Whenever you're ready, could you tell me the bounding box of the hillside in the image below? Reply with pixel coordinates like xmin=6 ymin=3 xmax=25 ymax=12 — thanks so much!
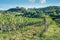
xmin=0 ymin=6 xmax=60 ymax=40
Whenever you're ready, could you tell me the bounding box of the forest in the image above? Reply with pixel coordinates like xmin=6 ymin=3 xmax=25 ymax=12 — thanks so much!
xmin=0 ymin=6 xmax=60 ymax=40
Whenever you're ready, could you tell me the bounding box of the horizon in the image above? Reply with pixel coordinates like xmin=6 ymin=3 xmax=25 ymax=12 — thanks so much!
xmin=0 ymin=0 xmax=60 ymax=10
xmin=0 ymin=5 xmax=60 ymax=10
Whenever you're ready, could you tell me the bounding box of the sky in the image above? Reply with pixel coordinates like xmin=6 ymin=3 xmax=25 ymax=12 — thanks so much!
xmin=0 ymin=0 xmax=60 ymax=10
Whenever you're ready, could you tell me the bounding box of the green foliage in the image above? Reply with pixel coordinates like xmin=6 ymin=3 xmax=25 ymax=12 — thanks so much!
xmin=0 ymin=6 xmax=60 ymax=40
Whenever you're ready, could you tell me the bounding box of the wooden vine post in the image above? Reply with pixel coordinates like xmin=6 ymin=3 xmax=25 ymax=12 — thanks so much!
xmin=44 ymin=15 xmax=49 ymax=32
